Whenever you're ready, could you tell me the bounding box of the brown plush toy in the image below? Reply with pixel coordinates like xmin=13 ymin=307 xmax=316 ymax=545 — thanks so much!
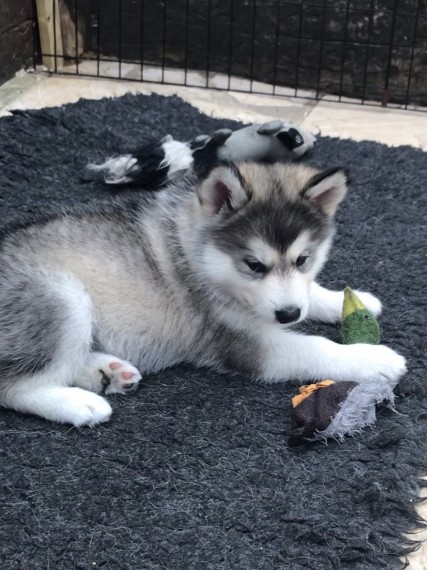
xmin=289 ymin=288 xmax=381 ymax=445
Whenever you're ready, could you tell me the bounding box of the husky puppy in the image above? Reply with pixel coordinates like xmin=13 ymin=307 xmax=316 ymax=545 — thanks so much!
xmin=0 ymin=162 xmax=406 ymax=426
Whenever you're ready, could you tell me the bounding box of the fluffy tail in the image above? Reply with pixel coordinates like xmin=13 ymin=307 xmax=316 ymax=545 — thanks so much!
xmin=85 ymin=136 xmax=194 ymax=190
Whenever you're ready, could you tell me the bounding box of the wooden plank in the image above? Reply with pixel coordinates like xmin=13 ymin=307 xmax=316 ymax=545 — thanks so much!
xmin=35 ymin=0 xmax=64 ymax=70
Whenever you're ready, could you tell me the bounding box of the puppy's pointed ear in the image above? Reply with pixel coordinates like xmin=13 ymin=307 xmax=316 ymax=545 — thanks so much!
xmin=302 ymin=167 xmax=349 ymax=216
xmin=197 ymin=164 xmax=250 ymax=216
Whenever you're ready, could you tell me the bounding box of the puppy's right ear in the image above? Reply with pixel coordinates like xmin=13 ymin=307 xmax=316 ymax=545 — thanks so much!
xmin=197 ymin=164 xmax=250 ymax=216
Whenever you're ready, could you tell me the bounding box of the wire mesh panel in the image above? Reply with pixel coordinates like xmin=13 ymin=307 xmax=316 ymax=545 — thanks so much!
xmin=34 ymin=0 xmax=427 ymax=109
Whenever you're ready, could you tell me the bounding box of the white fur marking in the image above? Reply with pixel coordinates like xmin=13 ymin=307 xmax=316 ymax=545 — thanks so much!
xmin=159 ymin=140 xmax=193 ymax=177
xmin=286 ymin=231 xmax=311 ymax=261
xmin=247 ymin=238 xmax=280 ymax=267
xmin=87 ymin=155 xmax=139 ymax=184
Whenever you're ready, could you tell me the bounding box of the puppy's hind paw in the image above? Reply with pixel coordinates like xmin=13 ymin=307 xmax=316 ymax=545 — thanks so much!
xmin=64 ymin=389 xmax=112 ymax=427
xmin=99 ymin=356 xmax=142 ymax=395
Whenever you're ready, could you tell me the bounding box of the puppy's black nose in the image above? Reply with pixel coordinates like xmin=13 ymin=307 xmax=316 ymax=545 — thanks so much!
xmin=275 ymin=307 xmax=301 ymax=324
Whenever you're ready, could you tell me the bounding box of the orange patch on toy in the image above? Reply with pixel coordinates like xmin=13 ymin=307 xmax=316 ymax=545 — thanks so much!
xmin=291 ymin=380 xmax=335 ymax=408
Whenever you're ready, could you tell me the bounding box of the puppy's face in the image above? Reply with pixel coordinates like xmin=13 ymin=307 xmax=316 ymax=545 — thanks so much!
xmin=194 ymin=162 xmax=348 ymax=326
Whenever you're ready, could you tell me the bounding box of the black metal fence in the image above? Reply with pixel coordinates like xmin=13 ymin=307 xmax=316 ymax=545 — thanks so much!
xmin=34 ymin=0 xmax=427 ymax=109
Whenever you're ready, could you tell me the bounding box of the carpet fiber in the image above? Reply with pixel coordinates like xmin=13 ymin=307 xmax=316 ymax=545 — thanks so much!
xmin=0 ymin=93 xmax=426 ymax=570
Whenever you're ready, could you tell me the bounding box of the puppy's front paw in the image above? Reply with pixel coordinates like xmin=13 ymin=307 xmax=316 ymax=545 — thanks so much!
xmin=354 ymin=344 xmax=406 ymax=385
xmin=353 ymin=290 xmax=382 ymax=317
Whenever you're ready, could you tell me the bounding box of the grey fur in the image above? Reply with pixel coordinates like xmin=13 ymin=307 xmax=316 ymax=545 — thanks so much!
xmin=0 ymin=268 xmax=65 ymax=375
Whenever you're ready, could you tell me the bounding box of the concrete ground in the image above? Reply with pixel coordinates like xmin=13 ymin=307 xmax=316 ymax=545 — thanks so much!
xmin=0 ymin=70 xmax=426 ymax=568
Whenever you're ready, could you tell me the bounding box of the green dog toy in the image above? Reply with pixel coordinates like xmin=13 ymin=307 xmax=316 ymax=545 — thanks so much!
xmin=341 ymin=287 xmax=380 ymax=345
xmin=289 ymin=287 xmax=388 ymax=444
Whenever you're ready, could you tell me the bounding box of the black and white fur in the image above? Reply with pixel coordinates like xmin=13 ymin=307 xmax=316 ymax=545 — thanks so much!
xmin=86 ymin=134 xmax=194 ymax=188
xmin=0 ymin=162 xmax=406 ymax=426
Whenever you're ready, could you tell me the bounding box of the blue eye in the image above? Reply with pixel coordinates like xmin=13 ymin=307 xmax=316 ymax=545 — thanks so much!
xmin=296 ymin=255 xmax=308 ymax=267
xmin=244 ymin=259 xmax=268 ymax=274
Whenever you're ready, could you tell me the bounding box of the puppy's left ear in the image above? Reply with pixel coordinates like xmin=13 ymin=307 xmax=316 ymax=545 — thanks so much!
xmin=302 ymin=167 xmax=349 ymax=216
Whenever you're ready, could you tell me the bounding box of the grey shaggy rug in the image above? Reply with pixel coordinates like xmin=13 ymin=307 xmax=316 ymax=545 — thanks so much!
xmin=0 ymin=93 xmax=426 ymax=570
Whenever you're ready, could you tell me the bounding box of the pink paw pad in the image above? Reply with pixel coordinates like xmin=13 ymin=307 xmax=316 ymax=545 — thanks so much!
xmin=121 ymin=371 xmax=135 ymax=381
xmin=101 ymin=357 xmax=142 ymax=395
